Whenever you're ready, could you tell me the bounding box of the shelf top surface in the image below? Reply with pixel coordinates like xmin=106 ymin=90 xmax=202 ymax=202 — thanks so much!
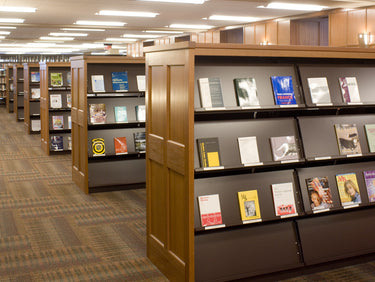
xmin=69 ymin=55 xmax=145 ymax=64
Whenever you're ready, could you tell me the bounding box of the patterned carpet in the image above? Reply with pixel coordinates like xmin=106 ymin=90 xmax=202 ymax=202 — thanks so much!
xmin=0 ymin=107 xmax=168 ymax=281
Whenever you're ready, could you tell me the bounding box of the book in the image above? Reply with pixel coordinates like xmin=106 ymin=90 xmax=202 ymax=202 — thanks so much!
xmin=114 ymin=137 xmax=128 ymax=155
xmin=364 ymin=170 xmax=375 ymax=203
xmin=134 ymin=132 xmax=146 ymax=152
xmin=365 ymin=124 xmax=375 ymax=152
xmin=89 ymin=103 xmax=106 ymax=124
xmin=307 ymin=77 xmax=331 ymax=104
xmin=197 ymin=77 xmax=224 ymax=108
xmin=233 ymin=77 xmax=260 ymax=107
xmin=68 ymin=116 xmax=71 ymax=129
xmin=198 ymin=194 xmax=223 ymax=227
xmin=334 ymin=124 xmax=362 ymax=155
xmin=66 ymin=94 xmax=71 ymax=108
xmin=50 ymin=136 xmax=63 ymax=151
xmin=31 ymin=72 xmax=40 ymax=83
xmin=50 ymin=72 xmax=63 ymax=87
xmin=237 ymin=136 xmax=260 ymax=165
xmin=31 ymin=88 xmax=40 ymax=99
xmin=336 ymin=173 xmax=361 ymax=207
xmin=196 ymin=137 xmax=221 ymax=168
xmin=270 ymin=76 xmax=297 ymax=105
xmin=67 ymin=71 xmax=71 ymax=86
xmin=114 ymin=106 xmax=128 ymax=122
xmin=31 ymin=119 xmax=41 ymax=131
xmin=92 ymin=138 xmax=105 ymax=156
xmin=50 ymin=94 xmax=62 ymax=108
xmin=271 ymin=182 xmax=298 ymax=217
xmin=135 ymin=105 xmax=146 ymax=122
xmin=111 ymin=71 xmax=129 ymax=92
xmin=52 ymin=115 xmax=64 ymax=129
xmin=270 ymin=135 xmax=299 ymax=162
xmin=67 ymin=136 xmax=72 ymax=150
xmin=339 ymin=77 xmax=360 ymax=103
xmin=237 ymin=190 xmax=261 ymax=222
xmin=305 ymin=176 xmax=333 ymax=211
xmin=91 ymin=75 xmax=105 ymax=92
xmin=136 ymin=75 xmax=146 ymax=91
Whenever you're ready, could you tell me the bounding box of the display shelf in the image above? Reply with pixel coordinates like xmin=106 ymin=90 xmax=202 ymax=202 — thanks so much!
xmin=145 ymin=42 xmax=375 ymax=281
xmin=13 ymin=64 xmax=24 ymax=121
xmin=70 ymin=55 xmax=146 ymax=194
xmin=23 ymin=63 xmax=41 ymax=134
xmin=5 ymin=64 xmax=14 ymax=113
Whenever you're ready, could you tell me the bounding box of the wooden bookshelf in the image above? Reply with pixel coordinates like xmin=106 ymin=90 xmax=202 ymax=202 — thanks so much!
xmin=144 ymin=42 xmax=375 ymax=281
xmin=40 ymin=62 xmax=71 ymax=155
xmin=5 ymin=63 xmax=14 ymax=113
xmin=70 ymin=55 xmax=146 ymax=194
xmin=13 ymin=64 xmax=24 ymax=121
xmin=23 ymin=63 xmax=40 ymax=134
xmin=0 ymin=68 xmax=6 ymax=106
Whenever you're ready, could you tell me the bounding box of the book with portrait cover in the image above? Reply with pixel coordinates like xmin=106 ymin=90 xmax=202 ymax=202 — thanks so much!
xmin=114 ymin=137 xmax=128 ymax=155
xmin=237 ymin=136 xmax=260 ymax=165
xmin=50 ymin=94 xmax=62 ymax=108
xmin=334 ymin=124 xmax=362 ymax=155
xmin=305 ymin=176 xmax=333 ymax=212
xmin=364 ymin=170 xmax=375 ymax=203
xmin=365 ymin=124 xmax=375 ymax=152
xmin=92 ymin=138 xmax=105 ymax=156
xmin=111 ymin=71 xmax=129 ymax=92
xmin=237 ymin=190 xmax=261 ymax=222
xmin=89 ymin=103 xmax=106 ymax=124
xmin=91 ymin=75 xmax=105 ymax=92
xmin=233 ymin=77 xmax=260 ymax=107
xmin=271 ymin=182 xmax=298 ymax=217
xmin=50 ymin=72 xmax=63 ymax=87
xmin=197 ymin=137 xmax=221 ymax=168
xmin=307 ymin=77 xmax=331 ymax=104
xmin=270 ymin=135 xmax=299 ymax=162
xmin=197 ymin=77 xmax=224 ymax=108
xmin=31 ymin=72 xmax=40 ymax=83
xmin=270 ymin=76 xmax=297 ymax=105
xmin=52 ymin=115 xmax=64 ymax=129
xmin=134 ymin=132 xmax=146 ymax=152
xmin=50 ymin=136 xmax=63 ymax=151
xmin=198 ymin=194 xmax=223 ymax=227
xmin=336 ymin=173 xmax=361 ymax=207
xmin=339 ymin=77 xmax=360 ymax=103
xmin=114 ymin=106 xmax=128 ymax=123
xmin=135 ymin=105 xmax=146 ymax=122
xmin=31 ymin=88 xmax=40 ymax=99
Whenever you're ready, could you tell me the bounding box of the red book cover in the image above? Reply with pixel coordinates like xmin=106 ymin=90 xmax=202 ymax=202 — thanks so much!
xmin=114 ymin=137 xmax=128 ymax=155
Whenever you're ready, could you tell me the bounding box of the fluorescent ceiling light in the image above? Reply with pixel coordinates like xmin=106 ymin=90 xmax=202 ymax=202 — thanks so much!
xmin=0 ymin=18 xmax=24 ymax=23
xmin=98 ymin=10 xmax=159 ymax=17
xmin=144 ymin=30 xmax=183 ymax=34
xmin=61 ymin=28 xmax=105 ymax=32
xmin=0 ymin=36 xmax=5 ymax=39
xmin=208 ymin=15 xmax=260 ymax=22
xmin=0 ymin=31 xmax=10 ymax=35
xmin=49 ymin=32 xmax=88 ymax=37
xmin=106 ymin=37 xmax=137 ymax=42
xmin=0 ymin=26 xmax=16 ymax=29
xmin=40 ymin=36 xmax=74 ymax=41
xmin=0 ymin=6 xmax=36 ymax=13
xmin=122 ymin=34 xmax=161 ymax=38
xmin=75 ymin=20 xmax=126 ymax=27
xmin=169 ymin=23 xmax=213 ymax=29
xmin=259 ymin=2 xmax=327 ymax=11
xmin=139 ymin=0 xmax=205 ymax=4
xmin=27 ymin=43 xmax=57 ymax=47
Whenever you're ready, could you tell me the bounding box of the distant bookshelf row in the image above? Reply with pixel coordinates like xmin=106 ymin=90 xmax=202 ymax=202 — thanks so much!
xmin=89 ymin=103 xmax=145 ymax=124
xmin=198 ymin=75 xmax=364 ymax=109
xmin=90 ymin=72 xmax=145 ymax=93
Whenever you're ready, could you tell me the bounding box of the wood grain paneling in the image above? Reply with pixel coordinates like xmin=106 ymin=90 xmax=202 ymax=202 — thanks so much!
xmin=255 ymin=24 xmax=266 ymax=44
xmin=244 ymin=25 xmax=255 ymax=45
xmin=266 ymin=21 xmax=278 ymax=45
xmin=347 ymin=9 xmax=366 ymax=45
xmin=367 ymin=7 xmax=375 ymax=36
xmin=277 ymin=20 xmax=290 ymax=45
xmin=329 ymin=11 xmax=348 ymax=47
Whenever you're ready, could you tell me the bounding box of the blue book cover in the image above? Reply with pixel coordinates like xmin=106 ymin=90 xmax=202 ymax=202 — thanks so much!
xmin=271 ymin=76 xmax=297 ymax=105
xmin=31 ymin=72 xmax=40 ymax=83
xmin=111 ymin=71 xmax=129 ymax=92
xmin=50 ymin=136 xmax=63 ymax=151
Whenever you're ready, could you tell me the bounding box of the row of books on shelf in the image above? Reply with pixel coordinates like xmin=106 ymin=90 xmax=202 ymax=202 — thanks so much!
xmin=198 ymin=171 xmax=375 ymax=229
xmin=91 ymin=132 xmax=146 ymax=157
xmin=51 ymin=135 xmax=71 ymax=151
xmin=31 ymin=71 xmax=71 ymax=87
xmin=91 ymin=73 xmax=145 ymax=93
xmin=199 ymin=75 xmax=361 ymax=109
xmin=89 ymin=103 xmax=145 ymax=124
xmin=197 ymin=123 xmax=375 ymax=168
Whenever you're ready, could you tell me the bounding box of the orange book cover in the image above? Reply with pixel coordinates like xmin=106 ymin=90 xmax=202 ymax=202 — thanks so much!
xmin=114 ymin=137 xmax=128 ymax=155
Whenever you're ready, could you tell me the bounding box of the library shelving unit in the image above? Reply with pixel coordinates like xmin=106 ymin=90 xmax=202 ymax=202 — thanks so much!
xmin=40 ymin=62 xmax=71 ymax=155
xmin=0 ymin=68 xmax=6 ymax=106
xmin=13 ymin=64 xmax=24 ymax=121
xmin=144 ymin=42 xmax=375 ymax=281
xmin=5 ymin=63 xmax=14 ymax=113
xmin=23 ymin=63 xmax=41 ymax=133
xmin=70 ymin=55 xmax=146 ymax=194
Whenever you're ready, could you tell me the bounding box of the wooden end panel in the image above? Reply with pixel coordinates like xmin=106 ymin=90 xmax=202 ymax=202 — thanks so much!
xmin=148 ymin=134 xmax=164 ymax=165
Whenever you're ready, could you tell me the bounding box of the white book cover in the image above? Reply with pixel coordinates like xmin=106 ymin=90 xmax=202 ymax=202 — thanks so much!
xmin=307 ymin=77 xmax=331 ymax=104
xmin=198 ymin=78 xmax=212 ymax=108
xmin=198 ymin=194 xmax=223 ymax=227
xmin=238 ymin=136 xmax=260 ymax=165
xmin=31 ymin=119 xmax=41 ymax=131
xmin=50 ymin=94 xmax=62 ymax=108
xmin=91 ymin=75 xmax=105 ymax=92
xmin=31 ymin=88 xmax=40 ymax=99
xmin=271 ymin=182 xmax=298 ymax=217
xmin=68 ymin=116 xmax=72 ymax=129
xmin=339 ymin=77 xmax=361 ymax=103
xmin=136 ymin=75 xmax=146 ymax=91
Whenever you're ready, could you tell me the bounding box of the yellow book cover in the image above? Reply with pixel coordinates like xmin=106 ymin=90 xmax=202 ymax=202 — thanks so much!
xmin=336 ymin=173 xmax=362 ymax=207
xmin=237 ymin=190 xmax=261 ymax=222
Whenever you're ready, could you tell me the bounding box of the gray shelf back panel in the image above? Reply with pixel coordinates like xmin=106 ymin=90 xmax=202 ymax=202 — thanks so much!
xmin=194 ymin=169 xmax=300 ymax=228
xmin=194 ymin=64 xmax=301 ymax=108
xmin=29 ymin=102 xmax=40 ymax=115
xmin=88 ymin=158 xmax=145 ymax=188
xmin=299 ymin=64 xmax=375 ymax=106
xmin=194 ymin=118 xmax=300 ymax=168
xmin=17 ymin=109 xmax=24 ymax=118
xmin=298 ymin=114 xmax=375 ymax=159
xmin=195 ymin=221 xmax=302 ymax=282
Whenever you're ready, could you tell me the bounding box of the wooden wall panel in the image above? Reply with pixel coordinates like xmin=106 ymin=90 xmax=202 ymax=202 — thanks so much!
xmin=367 ymin=7 xmax=375 ymax=36
xmin=205 ymin=31 xmax=213 ymax=43
xmin=277 ymin=20 xmax=290 ymax=45
xmin=255 ymin=24 xmax=266 ymax=44
xmin=212 ymin=30 xmax=220 ymax=43
xmin=329 ymin=11 xmax=348 ymax=47
xmin=320 ymin=19 xmax=329 ymax=46
xmin=198 ymin=32 xmax=205 ymax=43
xmin=347 ymin=9 xmax=366 ymax=45
xmin=150 ymin=66 xmax=167 ymax=137
xmin=244 ymin=25 xmax=255 ymax=44
xmin=266 ymin=21 xmax=278 ymax=45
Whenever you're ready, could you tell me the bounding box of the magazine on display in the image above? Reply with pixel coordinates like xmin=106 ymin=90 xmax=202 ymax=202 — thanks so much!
xmin=197 ymin=137 xmax=222 ymax=168
xmin=364 ymin=170 xmax=375 ymax=203
xmin=305 ymin=176 xmax=333 ymax=212
xmin=237 ymin=136 xmax=261 ymax=165
xmin=270 ymin=135 xmax=299 ymax=162
xmin=307 ymin=77 xmax=332 ymax=104
xmin=237 ymin=190 xmax=261 ymax=223
xmin=270 ymin=76 xmax=297 ymax=106
xmin=336 ymin=172 xmax=361 ymax=207
xmin=338 ymin=77 xmax=361 ymax=103
xmin=271 ymin=182 xmax=298 ymax=218
xmin=197 ymin=77 xmax=224 ymax=108
xmin=334 ymin=124 xmax=362 ymax=155
xmin=233 ymin=77 xmax=260 ymax=107
xmin=198 ymin=194 xmax=224 ymax=228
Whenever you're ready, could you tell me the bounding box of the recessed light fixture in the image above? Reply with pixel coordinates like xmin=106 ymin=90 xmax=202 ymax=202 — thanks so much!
xmin=169 ymin=23 xmax=214 ymax=29
xmin=61 ymin=28 xmax=105 ymax=32
xmin=143 ymin=30 xmax=184 ymax=34
xmin=0 ymin=6 xmax=36 ymax=13
xmin=122 ymin=34 xmax=161 ymax=38
xmin=105 ymin=38 xmax=138 ymax=42
xmin=0 ymin=18 xmax=25 ymax=23
xmin=49 ymin=32 xmax=88 ymax=37
xmin=208 ymin=15 xmax=260 ymax=22
xmin=40 ymin=36 xmax=75 ymax=41
xmin=75 ymin=20 xmax=126 ymax=27
xmin=138 ymin=0 xmax=205 ymax=4
xmin=98 ymin=10 xmax=159 ymax=17
xmin=259 ymin=2 xmax=327 ymax=11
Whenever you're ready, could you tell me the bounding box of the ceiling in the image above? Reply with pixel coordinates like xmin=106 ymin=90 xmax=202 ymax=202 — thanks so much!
xmin=0 ymin=0 xmax=374 ymax=55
